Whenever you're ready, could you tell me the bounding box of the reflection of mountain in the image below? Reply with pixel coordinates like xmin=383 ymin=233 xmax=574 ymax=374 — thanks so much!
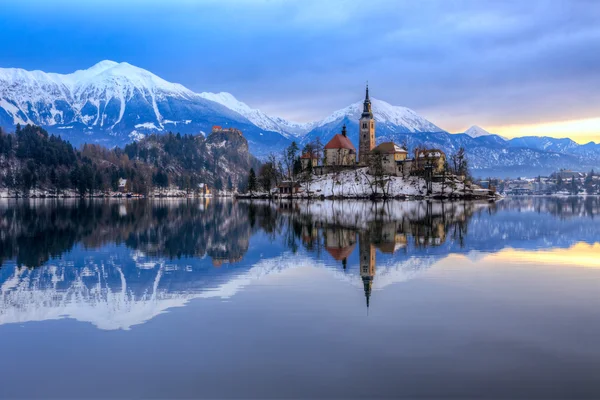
xmin=1 ymin=197 xmax=599 ymax=330
xmin=0 ymin=246 xmax=439 ymax=330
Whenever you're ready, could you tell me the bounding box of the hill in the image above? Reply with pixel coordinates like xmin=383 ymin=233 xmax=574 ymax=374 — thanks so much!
xmin=0 ymin=124 xmax=259 ymax=196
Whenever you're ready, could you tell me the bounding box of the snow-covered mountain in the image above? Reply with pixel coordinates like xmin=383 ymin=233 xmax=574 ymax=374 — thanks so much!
xmin=300 ymin=98 xmax=445 ymax=148
xmin=317 ymin=98 xmax=443 ymax=133
xmin=1 ymin=60 xmax=599 ymax=176
xmin=464 ymin=125 xmax=493 ymax=138
xmin=0 ymin=61 xmax=290 ymax=155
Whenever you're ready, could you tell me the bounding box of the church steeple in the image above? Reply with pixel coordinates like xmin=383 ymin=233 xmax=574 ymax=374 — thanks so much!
xmin=358 ymin=83 xmax=376 ymax=164
xmin=362 ymin=84 xmax=372 ymax=117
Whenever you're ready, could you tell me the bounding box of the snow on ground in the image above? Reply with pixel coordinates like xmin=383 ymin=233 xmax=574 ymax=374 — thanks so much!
xmin=302 ymin=167 xmax=463 ymax=198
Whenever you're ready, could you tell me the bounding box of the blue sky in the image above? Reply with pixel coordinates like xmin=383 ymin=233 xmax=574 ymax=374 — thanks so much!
xmin=1 ymin=0 xmax=599 ymax=141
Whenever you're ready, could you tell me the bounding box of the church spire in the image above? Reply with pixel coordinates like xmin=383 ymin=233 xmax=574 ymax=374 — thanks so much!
xmin=362 ymin=276 xmax=372 ymax=310
xmin=362 ymin=83 xmax=372 ymax=117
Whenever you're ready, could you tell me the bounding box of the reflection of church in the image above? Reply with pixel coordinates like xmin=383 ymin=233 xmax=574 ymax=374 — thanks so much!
xmin=320 ymin=214 xmax=449 ymax=310
xmin=323 ymin=228 xmax=378 ymax=310
xmin=359 ymin=231 xmax=376 ymax=309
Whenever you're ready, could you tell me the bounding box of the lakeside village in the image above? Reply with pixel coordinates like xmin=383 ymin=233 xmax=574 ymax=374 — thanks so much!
xmin=242 ymin=86 xmax=494 ymax=200
xmin=478 ymin=171 xmax=600 ymax=196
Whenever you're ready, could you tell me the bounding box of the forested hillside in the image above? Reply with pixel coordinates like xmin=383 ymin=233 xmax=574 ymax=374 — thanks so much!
xmin=0 ymin=124 xmax=260 ymax=196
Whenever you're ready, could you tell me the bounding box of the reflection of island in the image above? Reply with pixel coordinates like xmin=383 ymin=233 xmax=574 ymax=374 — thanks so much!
xmin=0 ymin=197 xmax=599 ymax=330
xmin=314 ymin=211 xmax=453 ymax=309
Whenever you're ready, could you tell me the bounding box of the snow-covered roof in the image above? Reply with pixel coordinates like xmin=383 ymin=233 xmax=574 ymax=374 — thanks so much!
xmin=373 ymin=142 xmax=407 ymax=154
xmin=417 ymin=149 xmax=445 ymax=158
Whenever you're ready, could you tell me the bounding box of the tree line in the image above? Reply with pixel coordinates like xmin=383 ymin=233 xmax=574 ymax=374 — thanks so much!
xmin=0 ymin=124 xmax=250 ymax=196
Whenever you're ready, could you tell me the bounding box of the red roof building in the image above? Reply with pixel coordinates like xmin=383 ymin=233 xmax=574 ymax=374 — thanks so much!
xmin=323 ymin=125 xmax=356 ymax=166
xmin=324 ymin=134 xmax=356 ymax=151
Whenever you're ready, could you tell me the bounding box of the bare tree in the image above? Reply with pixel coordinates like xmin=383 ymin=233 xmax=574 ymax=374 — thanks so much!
xmin=368 ymin=151 xmax=391 ymax=197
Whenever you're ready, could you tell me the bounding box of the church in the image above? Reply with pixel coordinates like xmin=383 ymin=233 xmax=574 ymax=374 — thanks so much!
xmin=317 ymin=85 xmax=445 ymax=177
xmin=323 ymin=85 xmax=377 ymax=166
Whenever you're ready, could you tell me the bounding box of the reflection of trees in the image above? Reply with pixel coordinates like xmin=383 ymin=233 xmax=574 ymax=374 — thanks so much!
xmin=0 ymin=199 xmax=264 ymax=268
xmin=2 ymin=197 xmax=597 ymax=270
xmin=498 ymin=196 xmax=599 ymax=219
xmin=284 ymin=200 xmax=487 ymax=254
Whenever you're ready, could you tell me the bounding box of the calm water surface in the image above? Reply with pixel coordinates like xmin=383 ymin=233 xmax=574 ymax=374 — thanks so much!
xmin=0 ymin=197 xmax=599 ymax=398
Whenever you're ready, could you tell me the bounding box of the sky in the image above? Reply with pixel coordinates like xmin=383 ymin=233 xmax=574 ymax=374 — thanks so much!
xmin=0 ymin=0 xmax=599 ymax=143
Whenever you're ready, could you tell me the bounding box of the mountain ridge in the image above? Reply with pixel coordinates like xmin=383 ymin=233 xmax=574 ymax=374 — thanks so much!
xmin=1 ymin=60 xmax=599 ymax=176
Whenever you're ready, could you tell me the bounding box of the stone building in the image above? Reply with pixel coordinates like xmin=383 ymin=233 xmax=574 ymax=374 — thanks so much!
xmin=415 ymin=149 xmax=446 ymax=173
xmin=300 ymin=152 xmax=319 ymax=170
xmin=369 ymin=142 xmax=409 ymax=176
xmin=324 ymin=125 xmax=356 ymax=166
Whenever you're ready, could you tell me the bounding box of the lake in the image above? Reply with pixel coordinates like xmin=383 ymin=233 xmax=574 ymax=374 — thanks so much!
xmin=0 ymin=197 xmax=599 ymax=398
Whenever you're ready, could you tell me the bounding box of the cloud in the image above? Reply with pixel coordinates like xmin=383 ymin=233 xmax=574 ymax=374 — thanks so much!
xmin=1 ymin=0 xmax=599 ymax=140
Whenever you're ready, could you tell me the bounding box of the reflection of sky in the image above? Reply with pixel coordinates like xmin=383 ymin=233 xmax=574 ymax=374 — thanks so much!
xmin=1 ymin=197 xmax=600 ymax=396
xmin=2 ymin=240 xmax=600 ymax=398
xmin=473 ymin=242 xmax=600 ymax=269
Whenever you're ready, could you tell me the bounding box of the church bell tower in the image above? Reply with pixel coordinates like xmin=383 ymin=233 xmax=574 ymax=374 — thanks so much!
xmin=359 ymin=84 xmax=376 ymax=165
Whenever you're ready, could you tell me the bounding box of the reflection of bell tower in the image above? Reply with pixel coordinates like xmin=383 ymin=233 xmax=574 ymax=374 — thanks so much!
xmin=359 ymin=231 xmax=376 ymax=309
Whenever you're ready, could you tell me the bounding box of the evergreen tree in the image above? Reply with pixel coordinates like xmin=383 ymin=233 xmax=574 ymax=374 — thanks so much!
xmin=247 ymin=168 xmax=257 ymax=193
xmin=215 ymin=177 xmax=224 ymax=191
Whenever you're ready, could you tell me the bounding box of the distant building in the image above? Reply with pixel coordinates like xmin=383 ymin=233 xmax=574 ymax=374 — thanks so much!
xmin=324 ymin=125 xmax=356 ymax=166
xmin=300 ymin=152 xmax=319 ymax=170
xmin=277 ymin=181 xmax=302 ymax=195
xmin=118 ymin=178 xmax=128 ymax=193
xmin=415 ymin=149 xmax=446 ymax=173
xmin=507 ymin=179 xmax=533 ymax=195
xmin=552 ymin=170 xmax=584 ymax=180
xmin=211 ymin=125 xmax=243 ymax=136
xmin=198 ymin=183 xmax=211 ymax=196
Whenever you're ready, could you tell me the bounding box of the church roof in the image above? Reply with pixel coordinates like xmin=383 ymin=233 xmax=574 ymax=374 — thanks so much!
xmin=373 ymin=142 xmax=407 ymax=154
xmin=324 ymin=134 xmax=356 ymax=151
xmin=325 ymin=243 xmax=356 ymax=261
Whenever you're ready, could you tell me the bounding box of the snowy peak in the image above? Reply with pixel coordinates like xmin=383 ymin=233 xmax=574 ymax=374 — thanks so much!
xmin=198 ymin=91 xmax=311 ymax=138
xmin=464 ymin=125 xmax=493 ymax=138
xmin=317 ymin=98 xmax=444 ymax=133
